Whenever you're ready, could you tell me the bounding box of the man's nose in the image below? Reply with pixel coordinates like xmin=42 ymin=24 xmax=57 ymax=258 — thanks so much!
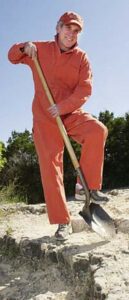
xmin=68 ymin=31 xmax=74 ymax=37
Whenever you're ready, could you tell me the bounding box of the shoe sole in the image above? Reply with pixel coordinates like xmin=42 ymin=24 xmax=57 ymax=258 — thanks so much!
xmin=55 ymin=233 xmax=71 ymax=241
xmin=75 ymin=193 xmax=86 ymax=201
xmin=55 ymin=236 xmax=67 ymax=241
xmin=75 ymin=194 xmax=109 ymax=204
xmin=91 ymin=198 xmax=109 ymax=205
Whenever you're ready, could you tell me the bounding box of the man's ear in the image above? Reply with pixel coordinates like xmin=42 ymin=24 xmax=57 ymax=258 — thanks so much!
xmin=56 ymin=21 xmax=63 ymax=33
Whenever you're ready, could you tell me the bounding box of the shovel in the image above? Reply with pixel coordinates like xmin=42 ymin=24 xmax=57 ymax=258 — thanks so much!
xmin=33 ymin=57 xmax=116 ymax=239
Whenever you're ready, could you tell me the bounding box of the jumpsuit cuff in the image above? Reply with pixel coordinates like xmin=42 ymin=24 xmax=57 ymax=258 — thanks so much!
xmin=8 ymin=43 xmax=27 ymax=63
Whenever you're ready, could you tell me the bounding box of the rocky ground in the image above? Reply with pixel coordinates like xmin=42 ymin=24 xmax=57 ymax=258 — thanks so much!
xmin=0 ymin=189 xmax=129 ymax=299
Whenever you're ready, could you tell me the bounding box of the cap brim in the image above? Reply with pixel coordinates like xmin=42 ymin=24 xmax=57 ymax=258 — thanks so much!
xmin=65 ymin=20 xmax=82 ymax=30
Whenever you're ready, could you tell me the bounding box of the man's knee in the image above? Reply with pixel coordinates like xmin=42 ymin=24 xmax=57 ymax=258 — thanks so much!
xmin=97 ymin=121 xmax=108 ymax=141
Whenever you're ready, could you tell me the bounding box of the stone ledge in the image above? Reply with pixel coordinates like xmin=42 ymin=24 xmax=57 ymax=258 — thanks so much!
xmin=1 ymin=190 xmax=129 ymax=299
xmin=0 ymin=234 xmax=106 ymax=300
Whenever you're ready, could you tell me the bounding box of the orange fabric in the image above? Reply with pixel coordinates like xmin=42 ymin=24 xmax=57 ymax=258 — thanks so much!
xmin=33 ymin=114 xmax=108 ymax=224
xmin=8 ymin=37 xmax=107 ymax=224
xmin=67 ymin=114 xmax=108 ymax=189
xmin=8 ymin=37 xmax=92 ymax=119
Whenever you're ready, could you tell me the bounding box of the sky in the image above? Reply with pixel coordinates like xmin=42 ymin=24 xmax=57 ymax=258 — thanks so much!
xmin=0 ymin=0 xmax=129 ymax=144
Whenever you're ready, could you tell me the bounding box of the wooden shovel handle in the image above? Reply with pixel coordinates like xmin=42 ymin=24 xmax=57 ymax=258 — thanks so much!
xmin=33 ymin=57 xmax=80 ymax=170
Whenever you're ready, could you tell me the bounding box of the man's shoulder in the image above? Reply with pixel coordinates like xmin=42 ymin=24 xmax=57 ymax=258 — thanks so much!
xmin=74 ymin=46 xmax=89 ymax=60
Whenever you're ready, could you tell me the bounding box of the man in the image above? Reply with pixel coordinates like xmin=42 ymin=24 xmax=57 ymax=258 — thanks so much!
xmin=8 ymin=11 xmax=109 ymax=241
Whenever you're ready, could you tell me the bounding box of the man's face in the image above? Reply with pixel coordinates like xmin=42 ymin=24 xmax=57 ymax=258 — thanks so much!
xmin=57 ymin=23 xmax=81 ymax=51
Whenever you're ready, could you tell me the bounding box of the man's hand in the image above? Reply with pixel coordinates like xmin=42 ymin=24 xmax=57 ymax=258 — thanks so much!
xmin=24 ymin=42 xmax=37 ymax=60
xmin=48 ymin=104 xmax=60 ymax=118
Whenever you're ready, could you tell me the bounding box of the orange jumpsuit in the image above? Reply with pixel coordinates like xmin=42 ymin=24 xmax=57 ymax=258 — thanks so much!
xmin=8 ymin=37 xmax=108 ymax=224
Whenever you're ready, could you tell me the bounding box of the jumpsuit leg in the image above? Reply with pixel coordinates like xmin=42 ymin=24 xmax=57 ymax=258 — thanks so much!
xmin=66 ymin=114 xmax=108 ymax=190
xmin=33 ymin=119 xmax=70 ymax=224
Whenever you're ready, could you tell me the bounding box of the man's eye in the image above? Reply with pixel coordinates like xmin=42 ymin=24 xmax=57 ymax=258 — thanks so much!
xmin=75 ymin=30 xmax=79 ymax=34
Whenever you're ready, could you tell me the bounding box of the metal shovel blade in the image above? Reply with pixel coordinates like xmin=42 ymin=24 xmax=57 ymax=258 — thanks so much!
xmin=79 ymin=203 xmax=116 ymax=239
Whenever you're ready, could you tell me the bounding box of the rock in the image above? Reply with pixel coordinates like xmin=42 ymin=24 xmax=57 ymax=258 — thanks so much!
xmin=109 ymin=189 xmax=119 ymax=196
xmin=0 ymin=190 xmax=129 ymax=299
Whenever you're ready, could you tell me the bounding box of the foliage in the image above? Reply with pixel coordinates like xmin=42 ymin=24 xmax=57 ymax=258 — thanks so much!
xmin=0 ymin=184 xmax=22 ymax=203
xmin=99 ymin=111 xmax=129 ymax=188
xmin=0 ymin=142 xmax=7 ymax=171
xmin=0 ymin=130 xmax=44 ymax=204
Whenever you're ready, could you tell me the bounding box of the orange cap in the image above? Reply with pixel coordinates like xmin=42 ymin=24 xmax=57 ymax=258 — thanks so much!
xmin=58 ymin=12 xmax=83 ymax=30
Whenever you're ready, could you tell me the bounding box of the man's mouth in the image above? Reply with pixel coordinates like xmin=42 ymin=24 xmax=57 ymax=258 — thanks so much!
xmin=65 ymin=37 xmax=73 ymax=42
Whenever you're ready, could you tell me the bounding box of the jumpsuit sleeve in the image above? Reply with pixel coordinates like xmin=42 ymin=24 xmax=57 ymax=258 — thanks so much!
xmin=57 ymin=53 xmax=93 ymax=115
xmin=8 ymin=42 xmax=31 ymax=65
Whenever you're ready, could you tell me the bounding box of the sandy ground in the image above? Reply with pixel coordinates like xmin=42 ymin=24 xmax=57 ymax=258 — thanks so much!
xmin=0 ymin=189 xmax=129 ymax=299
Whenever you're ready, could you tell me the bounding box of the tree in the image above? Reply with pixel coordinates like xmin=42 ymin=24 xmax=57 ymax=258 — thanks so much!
xmin=99 ymin=110 xmax=114 ymax=127
xmin=0 ymin=142 xmax=7 ymax=171
xmin=1 ymin=130 xmax=44 ymax=204
xmin=99 ymin=111 xmax=129 ymax=188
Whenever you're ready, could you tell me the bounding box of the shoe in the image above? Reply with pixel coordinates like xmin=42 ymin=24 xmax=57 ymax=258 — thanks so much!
xmin=55 ymin=224 xmax=72 ymax=241
xmin=90 ymin=190 xmax=110 ymax=204
xmin=75 ymin=184 xmax=110 ymax=204
xmin=75 ymin=183 xmax=86 ymax=201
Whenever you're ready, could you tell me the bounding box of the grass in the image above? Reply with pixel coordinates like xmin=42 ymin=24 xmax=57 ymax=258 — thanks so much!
xmin=5 ymin=226 xmax=14 ymax=236
xmin=0 ymin=184 xmax=25 ymax=204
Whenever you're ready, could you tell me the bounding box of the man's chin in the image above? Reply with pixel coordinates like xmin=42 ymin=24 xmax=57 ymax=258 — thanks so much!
xmin=64 ymin=43 xmax=75 ymax=50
